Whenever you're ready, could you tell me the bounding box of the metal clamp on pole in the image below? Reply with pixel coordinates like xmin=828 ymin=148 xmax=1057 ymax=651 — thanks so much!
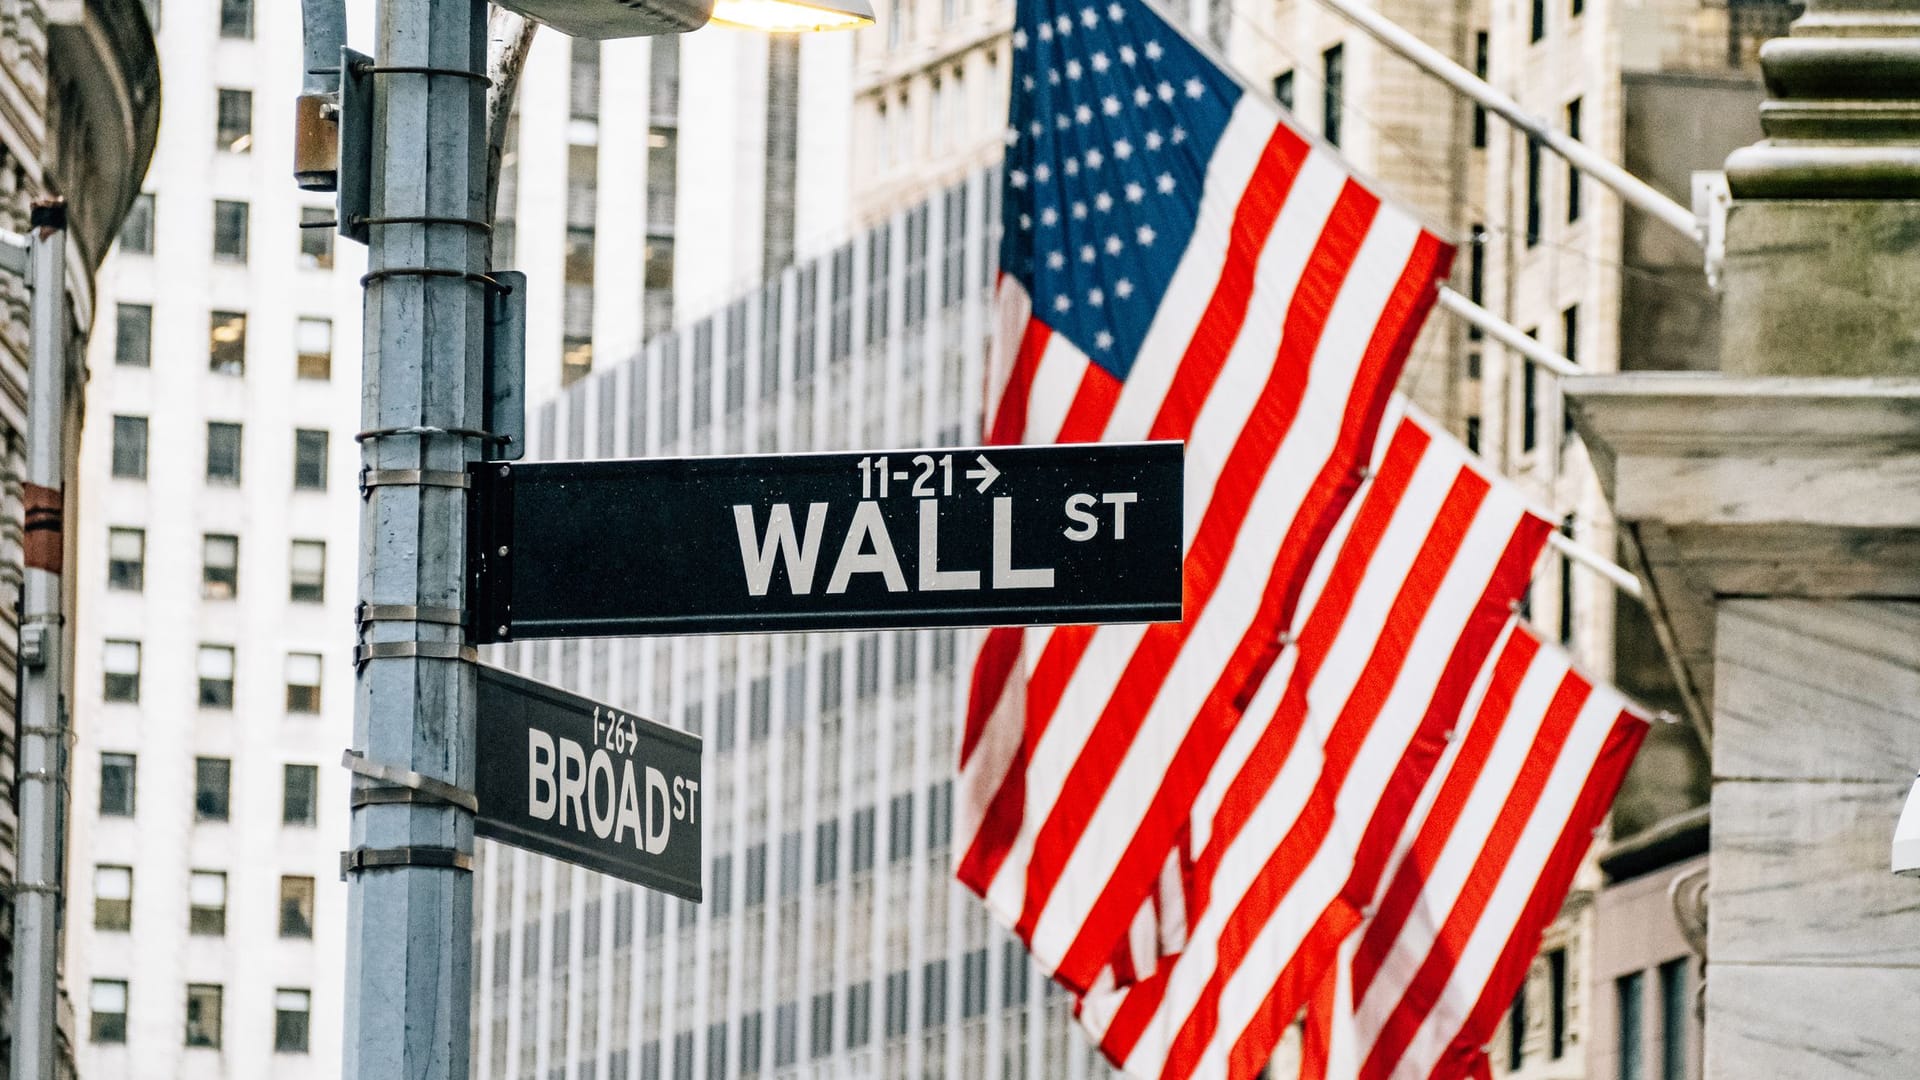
xmin=339 ymin=846 xmax=473 ymax=882
xmin=341 ymin=749 xmax=478 ymax=813
xmin=352 ymin=640 xmax=477 ymax=668
xmin=356 ymin=602 xmax=467 ymax=628
xmin=358 ymin=466 xmax=471 ymax=497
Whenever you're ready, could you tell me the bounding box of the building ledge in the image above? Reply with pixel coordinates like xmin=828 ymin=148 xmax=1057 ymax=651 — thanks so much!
xmin=1567 ymin=374 xmax=1920 ymax=738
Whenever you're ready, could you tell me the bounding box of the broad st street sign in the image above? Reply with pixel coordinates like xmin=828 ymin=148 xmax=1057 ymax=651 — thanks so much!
xmin=474 ymin=663 xmax=702 ymax=900
xmin=467 ymin=442 xmax=1184 ymax=642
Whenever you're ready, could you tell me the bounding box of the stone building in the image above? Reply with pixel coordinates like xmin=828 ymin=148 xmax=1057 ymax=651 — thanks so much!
xmin=1571 ymin=1 xmax=1920 ymax=1076
xmin=0 ymin=0 xmax=159 ymax=1073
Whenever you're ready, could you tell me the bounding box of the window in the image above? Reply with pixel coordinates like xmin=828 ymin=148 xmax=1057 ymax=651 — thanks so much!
xmin=1522 ymin=331 xmax=1540 ymax=453
xmin=1321 ymin=44 xmax=1344 ymax=148
xmin=198 ymin=645 xmax=235 ymax=708
xmin=202 ymin=534 xmax=238 ymax=599
xmin=1563 ymin=303 xmax=1581 ymax=438
xmin=922 ymin=959 xmax=948 ymax=1029
xmin=1659 ymin=960 xmax=1688 ymax=1080
xmin=883 ymin=970 xmax=909 ymax=1038
xmin=206 ymin=422 xmax=242 ymax=484
xmin=112 ymin=416 xmax=148 ymax=479
xmin=279 ymin=876 xmax=316 ymax=938
xmin=1548 ymin=947 xmax=1568 ymax=1058
xmin=219 ymin=0 xmax=252 ymax=37
xmin=189 ymin=870 xmax=227 ymax=935
xmin=1526 ymin=138 xmax=1543 ymax=247
xmin=290 ymin=539 xmax=326 ymax=602
xmin=116 ymin=303 xmax=151 ymax=367
xmin=196 ymin=757 xmax=231 ymax=821
xmin=810 ymin=992 xmax=833 ymax=1059
xmin=298 ymin=206 xmax=334 ymax=269
xmin=814 ymin=819 xmax=838 ymax=884
xmin=213 ymin=200 xmax=249 ymax=263
xmin=888 ymin=792 xmax=914 ymax=863
xmin=104 ymin=640 xmax=142 ymax=703
xmin=961 ymin=948 xmax=989 ymax=1019
xmin=294 ymin=429 xmax=329 ymax=490
xmin=1273 ymin=69 xmax=1294 ymax=110
xmin=926 ymin=780 xmax=953 ymax=848
xmin=119 ymin=193 xmax=154 ymax=255
xmin=1560 ymin=518 xmax=1576 ymax=639
xmin=845 ymin=981 xmax=871 ymax=1048
xmin=100 ymin=753 xmax=137 ymax=815
xmin=1508 ymin=986 xmax=1527 ymax=1068
xmin=90 ymin=980 xmax=129 ymax=1043
xmin=1466 ymin=224 xmax=1486 ymax=340
xmin=850 ymin=805 xmax=876 ymax=873
xmin=1466 ymin=415 xmax=1481 ymax=453
xmin=1531 ymin=0 xmax=1546 ymax=42
xmin=108 ymin=527 xmax=145 ymax=591
xmin=275 ymin=989 xmax=311 ymax=1053
xmin=745 ymin=842 xmax=767 ymax=906
xmin=285 ymin=652 xmax=323 ymax=713
xmin=210 ymin=310 xmax=246 ymax=374
xmin=1617 ymin=970 xmax=1644 ymax=1080
xmin=185 ymin=984 xmax=223 ymax=1048
xmin=1572 ymin=0 xmax=1583 ymax=18
xmin=1565 ymin=98 xmax=1583 ymax=222
xmin=711 ymin=853 xmax=733 ymax=916
xmin=1473 ymin=32 xmax=1489 ymax=147
xmin=283 ymin=763 xmax=318 ymax=825
xmin=95 ymin=865 xmax=133 ymax=931
xmin=297 ymin=317 xmax=332 ymax=379
xmin=216 ymin=89 xmax=252 ymax=153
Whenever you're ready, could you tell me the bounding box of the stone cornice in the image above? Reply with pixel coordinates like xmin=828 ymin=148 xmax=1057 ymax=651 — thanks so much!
xmin=1567 ymin=374 xmax=1920 ymax=741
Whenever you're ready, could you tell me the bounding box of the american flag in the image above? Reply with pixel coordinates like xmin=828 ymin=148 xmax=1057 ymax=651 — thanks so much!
xmin=1076 ymin=411 xmax=1553 ymax=1079
xmin=956 ymin=0 xmax=1455 ymax=1000
xmin=1300 ymin=624 xmax=1650 ymax=1080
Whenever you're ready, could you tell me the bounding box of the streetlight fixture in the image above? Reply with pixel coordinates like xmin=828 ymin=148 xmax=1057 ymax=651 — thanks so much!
xmin=487 ymin=0 xmax=871 ymax=36
xmin=710 ymin=0 xmax=874 ymax=32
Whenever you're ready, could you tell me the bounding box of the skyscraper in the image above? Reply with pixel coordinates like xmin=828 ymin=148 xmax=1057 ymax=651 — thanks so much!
xmin=64 ymin=7 xmax=842 ymax=1077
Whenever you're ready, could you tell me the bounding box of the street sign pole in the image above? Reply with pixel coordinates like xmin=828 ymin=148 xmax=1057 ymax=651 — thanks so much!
xmin=343 ymin=0 xmax=488 ymax=1076
xmin=13 ymin=201 xmax=66 ymax=1080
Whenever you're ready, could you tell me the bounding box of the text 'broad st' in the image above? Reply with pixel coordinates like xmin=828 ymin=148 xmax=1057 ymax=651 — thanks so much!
xmin=475 ymin=664 xmax=702 ymax=900
xmin=468 ymin=442 xmax=1183 ymax=640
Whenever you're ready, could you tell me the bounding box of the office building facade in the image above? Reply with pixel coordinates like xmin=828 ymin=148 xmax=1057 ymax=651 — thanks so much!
xmin=63 ymin=6 xmax=838 ymax=1079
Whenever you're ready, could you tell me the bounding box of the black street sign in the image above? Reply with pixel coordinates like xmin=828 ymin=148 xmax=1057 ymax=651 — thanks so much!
xmin=467 ymin=442 xmax=1183 ymax=641
xmin=474 ymin=663 xmax=702 ymax=900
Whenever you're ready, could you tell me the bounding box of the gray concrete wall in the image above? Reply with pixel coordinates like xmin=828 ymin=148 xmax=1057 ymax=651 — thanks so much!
xmin=1705 ymin=598 xmax=1920 ymax=1079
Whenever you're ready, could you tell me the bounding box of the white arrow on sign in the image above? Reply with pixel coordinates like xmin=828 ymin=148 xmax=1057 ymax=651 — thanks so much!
xmin=965 ymin=455 xmax=1000 ymax=493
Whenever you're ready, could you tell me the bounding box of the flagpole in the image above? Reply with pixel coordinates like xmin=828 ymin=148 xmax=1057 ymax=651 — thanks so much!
xmin=1434 ymin=286 xmax=1580 ymax=377
xmin=1545 ymin=530 xmax=1644 ymax=602
xmin=1304 ymin=0 xmax=1703 ymax=249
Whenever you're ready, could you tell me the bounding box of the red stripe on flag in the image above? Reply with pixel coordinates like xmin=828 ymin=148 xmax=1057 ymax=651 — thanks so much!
xmin=1138 ymin=471 xmax=1491 ymax=1073
xmin=987 ymin=320 xmax=1053 ymax=446
xmin=1213 ymin=516 xmax=1553 ymax=1077
xmin=1349 ymin=631 xmax=1542 ymax=998
xmin=1357 ymin=671 xmax=1594 ymax=1079
xmin=961 ymin=628 xmax=1022 ymax=765
xmin=1146 ymin=123 xmax=1314 ymax=442
xmin=1096 ymin=465 xmax=1494 ymax=1064
xmin=1057 ymin=357 xmax=1125 ymax=444
xmin=1054 ymin=419 xmax=1433 ymax=988
xmin=1427 ymin=711 xmax=1648 ymax=1080
xmin=1010 ymin=183 xmax=1384 ymax=975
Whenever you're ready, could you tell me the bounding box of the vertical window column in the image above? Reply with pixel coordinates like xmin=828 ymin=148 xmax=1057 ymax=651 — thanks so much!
xmin=564 ymin=39 xmax=601 ymax=386
xmin=644 ymin=36 xmax=681 ymax=341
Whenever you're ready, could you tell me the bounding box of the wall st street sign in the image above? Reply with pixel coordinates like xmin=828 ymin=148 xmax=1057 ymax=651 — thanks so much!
xmin=474 ymin=664 xmax=702 ymax=900
xmin=467 ymin=442 xmax=1184 ymax=641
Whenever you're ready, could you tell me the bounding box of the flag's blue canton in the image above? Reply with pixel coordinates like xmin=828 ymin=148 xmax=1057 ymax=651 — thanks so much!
xmin=1001 ymin=0 xmax=1243 ymax=382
